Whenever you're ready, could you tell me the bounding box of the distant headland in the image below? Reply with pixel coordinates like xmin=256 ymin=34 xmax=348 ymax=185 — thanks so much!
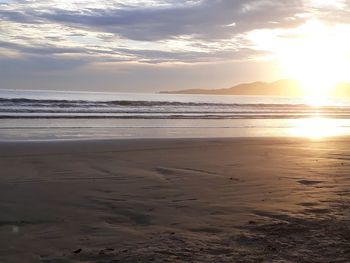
xmin=160 ymin=79 xmax=350 ymax=97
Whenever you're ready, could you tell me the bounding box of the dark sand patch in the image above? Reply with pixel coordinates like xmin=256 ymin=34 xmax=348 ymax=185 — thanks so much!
xmin=297 ymin=179 xmax=323 ymax=185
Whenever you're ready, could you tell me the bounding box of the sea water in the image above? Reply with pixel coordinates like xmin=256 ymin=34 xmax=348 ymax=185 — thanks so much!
xmin=1 ymin=89 xmax=350 ymax=140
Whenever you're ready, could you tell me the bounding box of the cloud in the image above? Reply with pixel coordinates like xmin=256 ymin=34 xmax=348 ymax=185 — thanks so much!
xmin=1 ymin=0 xmax=304 ymax=41
xmin=1 ymin=0 xmax=348 ymax=92
xmin=0 ymin=0 xmax=306 ymax=66
xmin=298 ymin=0 xmax=350 ymax=24
xmin=0 ymin=40 xmax=87 ymax=55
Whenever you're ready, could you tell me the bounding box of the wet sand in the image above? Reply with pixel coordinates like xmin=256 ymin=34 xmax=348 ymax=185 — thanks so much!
xmin=1 ymin=138 xmax=350 ymax=262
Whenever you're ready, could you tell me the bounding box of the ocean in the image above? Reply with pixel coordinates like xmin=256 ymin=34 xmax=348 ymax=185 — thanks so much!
xmin=1 ymin=89 xmax=350 ymax=140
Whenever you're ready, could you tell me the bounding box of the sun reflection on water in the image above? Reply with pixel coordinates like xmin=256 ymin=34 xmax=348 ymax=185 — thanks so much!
xmin=289 ymin=117 xmax=345 ymax=139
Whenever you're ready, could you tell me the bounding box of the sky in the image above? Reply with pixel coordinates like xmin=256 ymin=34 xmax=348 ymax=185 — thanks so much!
xmin=1 ymin=0 xmax=350 ymax=92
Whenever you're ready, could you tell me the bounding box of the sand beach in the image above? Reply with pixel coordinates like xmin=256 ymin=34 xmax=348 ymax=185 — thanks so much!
xmin=1 ymin=138 xmax=350 ymax=262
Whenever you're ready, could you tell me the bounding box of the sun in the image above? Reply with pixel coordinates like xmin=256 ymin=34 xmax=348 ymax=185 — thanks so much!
xmin=249 ymin=20 xmax=350 ymax=104
xmin=276 ymin=20 xmax=350 ymax=103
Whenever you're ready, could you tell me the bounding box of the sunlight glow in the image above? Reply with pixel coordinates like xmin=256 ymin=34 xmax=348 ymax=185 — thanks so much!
xmin=277 ymin=21 xmax=350 ymax=103
xmin=289 ymin=118 xmax=345 ymax=139
xmin=249 ymin=20 xmax=350 ymax=104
